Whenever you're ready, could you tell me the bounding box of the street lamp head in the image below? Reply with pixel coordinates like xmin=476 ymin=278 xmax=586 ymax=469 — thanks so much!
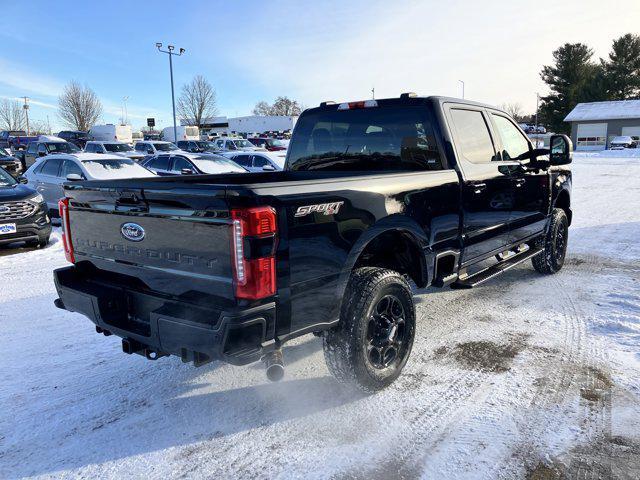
xmin=155 ymin=42 xmax=162 ymax=48
xmin=168 ymin=45 xmax=175 ymax=51
xmin=179 ymin=48 xmax=185 ymax=55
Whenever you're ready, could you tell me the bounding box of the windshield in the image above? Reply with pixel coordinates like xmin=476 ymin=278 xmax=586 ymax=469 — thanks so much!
xmin=46 ymin=142 xmax=78 ymax=153
xmin=82 ymin=158 xmax=153 ymax=179
xmin=268 ymin=139 xmax=287 ymax=147
xmin=154 ymin=143 xmax=178 ymax=152
xmin=0 ymin=166 xmax=17 ymax=186
xmin=286 ymin=105 xmax=443 ymax=171
xmin=191 ymin=157 xmax=246 ymax=174
xmin=232 ymin=139 xmax=254 ymax=149
xmin=103 ymin=143 xmax=133 ymax=152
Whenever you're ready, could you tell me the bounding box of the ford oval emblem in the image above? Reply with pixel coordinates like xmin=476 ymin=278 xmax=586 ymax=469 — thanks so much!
xmin=121 ymin=222 xmax=145 ymax=242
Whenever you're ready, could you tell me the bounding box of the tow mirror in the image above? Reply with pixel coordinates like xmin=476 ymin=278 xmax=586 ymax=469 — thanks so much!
xmin=66 ymin=173 xmax=84 ymax=181
xmin=549 ymin=134 xmax=572 ymax=165
xmin=262 ymin=164 xmax=276 ymax=171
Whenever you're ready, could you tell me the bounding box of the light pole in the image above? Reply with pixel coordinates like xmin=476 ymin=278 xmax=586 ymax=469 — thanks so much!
xmin=458 ymin=80 xmax=465 ymax=99
xmin=156 ymin=43 xmax=185 ymax=142
xmin=122 ymin=96 xmax=129 ymax=125
xmin=21 ymin=97 xmax=30 ymax=136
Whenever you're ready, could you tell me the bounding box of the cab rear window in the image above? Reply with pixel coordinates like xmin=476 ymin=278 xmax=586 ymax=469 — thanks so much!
xmin=287 ymin=106 xmax=443 ymax=171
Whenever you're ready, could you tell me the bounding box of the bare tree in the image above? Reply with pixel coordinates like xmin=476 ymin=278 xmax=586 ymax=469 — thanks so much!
xmin=0 ymin=99 xmax=27 ymax=131
xmin=58 ymin=81 xmax=103 ymax=132
xmin=498 ymin=102 xmax=525 ymax=121
xmin=29 ymin=119 xmax=50 ymax=135
xmin=177 ymin=75 xmax=218 ymax=127
xmin=252 ymin=96 xmax=304 ymax=116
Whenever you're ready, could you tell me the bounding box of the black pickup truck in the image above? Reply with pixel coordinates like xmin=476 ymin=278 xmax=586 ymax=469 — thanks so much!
xmin=53 ymin=95 xmax=572 ymax=391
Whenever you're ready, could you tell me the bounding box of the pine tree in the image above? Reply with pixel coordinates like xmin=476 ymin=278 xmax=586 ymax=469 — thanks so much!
xmin=602 ymin=33 xmax=640 ymax=99
xmin=539 ymin=43 xmax=603 ymax=133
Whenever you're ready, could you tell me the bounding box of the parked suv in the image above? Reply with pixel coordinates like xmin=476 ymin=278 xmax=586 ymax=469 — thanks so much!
xmin=21 ymin=137 xmax=80 ymax=170
xmin=222 ymin=151 xmax=285 ymax=172
xmin=53 ymin=95 xmax=573 ymax=392
xmin=141 ymin=152 xmax=246 ymax=176
xmin=133 ymin=141 xmax=180 ymax=155
xmin=214 ymin=137 xmax=263 ymax=152
xmin=0 ymin=167 xmax=51 ymax=248
xmin=0 ymin=147 xmax=23 ymax=175
xmin=24 ymin=153 xmax=154 ymax=213
xmin=84 ymin=141 xmax=146 ymax=161
xmin=57 ymin=131 xmax=90 ymax=149
xmin=248 ymin=137 xmax=288 ymax=151
xmin=176 ymin=140 xmax=222 ymax=153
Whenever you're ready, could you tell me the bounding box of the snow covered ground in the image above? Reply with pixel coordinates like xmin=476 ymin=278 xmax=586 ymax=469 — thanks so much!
xmin=1 ymin=152 xmax=639 ymax=479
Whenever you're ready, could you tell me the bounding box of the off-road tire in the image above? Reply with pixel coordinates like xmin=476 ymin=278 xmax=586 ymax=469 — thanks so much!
xmin=323 ymin=267 xmax=415 ymax=392
xmin=532 ymin=208 xmax=568 ymax=274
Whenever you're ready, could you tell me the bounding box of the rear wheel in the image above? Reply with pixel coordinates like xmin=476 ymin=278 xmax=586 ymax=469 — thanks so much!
xmin=532 ymin=208 xmax=568 ymax=274
xmin=323 ymin=267 xmax=415 ymax=392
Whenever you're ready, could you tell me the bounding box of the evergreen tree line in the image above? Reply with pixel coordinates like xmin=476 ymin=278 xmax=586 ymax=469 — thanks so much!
xmin=540 ymin=33 xmax=640 ymax=133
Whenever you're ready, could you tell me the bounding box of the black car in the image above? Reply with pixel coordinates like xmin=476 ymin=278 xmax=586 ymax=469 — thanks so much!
xmin=57 ymin=131 xmax=90 ymax=149
xmin=0 ymin=147 xmax=23 ymax=175
xmin=0 ymin=167 xmax=51 ymax=248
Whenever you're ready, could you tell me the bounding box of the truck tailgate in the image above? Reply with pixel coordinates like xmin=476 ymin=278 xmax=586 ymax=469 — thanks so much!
xmin=66 ymin=184 xmax=234 ymax=301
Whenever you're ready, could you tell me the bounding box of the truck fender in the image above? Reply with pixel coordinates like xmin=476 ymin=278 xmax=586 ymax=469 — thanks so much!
xmin=335 ymin=214 xmax=429 ymax=311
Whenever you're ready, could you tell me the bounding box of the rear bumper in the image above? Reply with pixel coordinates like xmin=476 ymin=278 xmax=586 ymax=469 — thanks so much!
xmin=53 ymin=265 xmax=277 ymax=366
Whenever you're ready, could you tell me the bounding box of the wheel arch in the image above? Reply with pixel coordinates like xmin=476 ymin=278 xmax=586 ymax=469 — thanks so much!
xmin=554 ymin=189 xmax=572 ymax=225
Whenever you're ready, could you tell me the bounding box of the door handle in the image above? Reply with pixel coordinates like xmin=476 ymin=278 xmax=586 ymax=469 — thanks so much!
xmin=514 ymin=178 xmax=526 ymax=188
xmin=471 ymin=182 xmax=486 ymax=194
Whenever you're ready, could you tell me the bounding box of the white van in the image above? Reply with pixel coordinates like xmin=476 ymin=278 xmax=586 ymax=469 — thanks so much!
xmin=162 ymin=125 xmax=200 ymax=143
xmin=89 ymin=124 xmax=133 ymax=144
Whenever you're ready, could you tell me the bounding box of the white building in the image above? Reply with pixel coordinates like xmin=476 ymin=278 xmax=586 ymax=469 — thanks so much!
xmin=181 ymin=115 xmax=297 ymax=136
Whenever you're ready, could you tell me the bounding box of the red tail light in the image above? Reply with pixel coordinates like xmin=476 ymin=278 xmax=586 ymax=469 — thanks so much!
xmin=58 ymin=198 xmax=75 ymax=263
xmin=231 ymin=206 xmax=277 ymax=300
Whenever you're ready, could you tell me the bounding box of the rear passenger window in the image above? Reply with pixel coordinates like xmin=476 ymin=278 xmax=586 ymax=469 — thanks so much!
xmin=449 ymin=109 xmax=496 ymax=164
xmin=148 ymin=155 xmax=170 ymax=170
xmin=491 ymin=114 xmax=530 ymax=161
xmin=61 ymin=160 xmax=83 ymax=178
xmin=233 ymin=155 xmax=252 ymax=167
xmin=41 ymin=158 xmax=62 ymax=176
xmin=253 ymin=156 xmax=269 ymax=167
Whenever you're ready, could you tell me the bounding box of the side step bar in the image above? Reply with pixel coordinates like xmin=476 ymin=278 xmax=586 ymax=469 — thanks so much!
xmin=451 ymin=246 xmax=543 ymax=289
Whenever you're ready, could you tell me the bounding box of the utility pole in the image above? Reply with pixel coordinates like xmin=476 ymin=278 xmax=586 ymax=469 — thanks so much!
xmin=535 ymin=93 xmax=540 ymax=131
xmin=458 ymin=80 xmax=465 ymax=99
xmin=21 ymin=97 xmax=30 ymax=135
xmin=156 ymin=43 xmax=185 ymax=142
xmin=46 ymin=115 xmax=51 ymax=135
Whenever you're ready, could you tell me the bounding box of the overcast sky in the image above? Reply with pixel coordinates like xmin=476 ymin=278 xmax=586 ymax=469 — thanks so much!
xmin=1 ymin=0 xmax=639 ymax=131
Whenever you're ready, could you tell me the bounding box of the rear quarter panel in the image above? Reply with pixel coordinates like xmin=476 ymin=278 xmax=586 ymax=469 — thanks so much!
xmin=236 ymin=170 xmax=461 ymax=336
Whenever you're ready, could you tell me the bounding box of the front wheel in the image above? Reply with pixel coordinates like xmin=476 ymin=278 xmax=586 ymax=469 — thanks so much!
xmin=323 ymin=267 xmax=415 ymax=393
xmin=532 ymin=208 xmax=569 ymax=274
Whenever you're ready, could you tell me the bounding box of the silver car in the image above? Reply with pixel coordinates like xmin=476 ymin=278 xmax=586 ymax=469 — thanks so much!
xmin=84 ymin=141 xmax=146 ymax=161
xmin=222 ymin=151 xmax=285 ymax=172
xmin=24 ymin=153 xmax=154 ymax=212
